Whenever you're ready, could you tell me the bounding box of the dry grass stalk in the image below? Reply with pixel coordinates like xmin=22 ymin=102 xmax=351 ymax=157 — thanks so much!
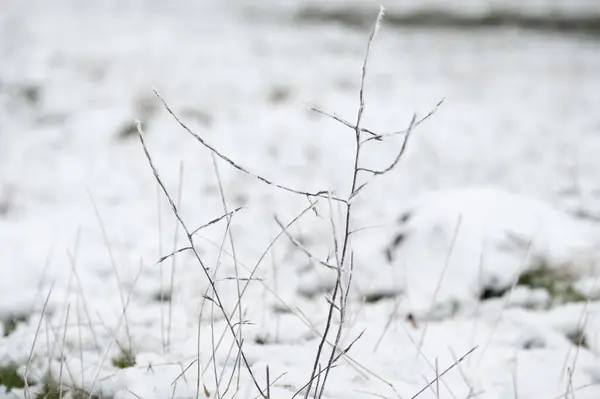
xmin=138 ymin=4 xmax=446 ymax=398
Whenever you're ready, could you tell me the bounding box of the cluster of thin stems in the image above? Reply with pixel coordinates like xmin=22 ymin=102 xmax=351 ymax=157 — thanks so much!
xmin=133 ymin=6 xmax=452 ymax=399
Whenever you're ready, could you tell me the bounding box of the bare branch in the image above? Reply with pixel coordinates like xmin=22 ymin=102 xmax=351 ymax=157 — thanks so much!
xmin=332 ymin=329 xmax=365 ymax=364
xmin=266 ymin=366 xmax=271 ymax=399
xmin=363 ymin=98 xmax=444 ymax=144
xmin=325 ymin=295 xmax=341 ymax=312
xmin=211 ymin=153 xmax=244 ymax=391
xmin=136 ymin=122 xmax=266 ymax=397
xmin=154 ymin=90 xmax=346 ymax=204
xmin=274 ymin=216 xmax=337 ymax=270
xmin=155 ymin=246 xmax=192 ymax=266
xmin=312 ymin=7 xmax=386 ymax=399
xmin=357 ymin=113 xmax=417 ymax=176
xmin=223 ymin=276 xmax=263 ymax=282
xmin=310 ymin=107 xmax=381 ymax=139
xmin=416 ymin=215 xmax=462 ymax=354
xmin=409 ymin=346 xmax=478 ymax=399
xmin=24 ymin=285 xmax=54 ymax=399
xmin=191 ymin=207 xmax=244 ymax=236
xmin=200 ymin=199 xmax=321 ymax=383
xmin=253 ymin=372 xmax=288 ymax=399
xmin=292 ymin=365 xmax=340 ymax=399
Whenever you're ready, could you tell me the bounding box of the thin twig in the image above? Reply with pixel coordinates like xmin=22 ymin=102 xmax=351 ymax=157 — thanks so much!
xmin=560 ymin=273 xmax=599 ymax=380
xmin=416 ymin=215 xmax=462 ymax=355
xmin=156 ymin=246 xmax=193 ymax=265
xmin=24 ymin=285 xmax=54 ymax=399
xmin=274 ymin=216 xmax=337 ymax=270
xmin=332 ymin=328 xmax=365 ymax=363
xmin=167 ymin=161 xmax=184 ymax=348
xmin=136 ymin=122 xmax=266 ymax=397
xmin=88 ymin=192 xmax=132 ymax=351
xmin=154 ymin=90 xmax=346 ymax=204
xmin=292 ymin=365 xmax=339 ymax=399
xmin=314 ymin=98 xmax=442 ymax=147
xmin=373 ymin=296 xmax=402 ymax=352
xmin=356 ymin=114 xmax=416 ymax=176
xmin=221 ymin=341 xmax=244 ymax=398
xmin=448 ymin=347 xmax=474 ymax=399
xmin=157 ymin=181 xmax=166 ymax=351
xmin=363 ymin=98 xmax=445 ymax=144
xmin=201 ymin=200 xmax=320 ymax=377
xmin=253 ymin=372 xmax=288 ymax=399
xmin=58 ymin=304 xmax=71 ymax=399
xmin=409 ymin=346 xmax=478 ymax=399
xmin=87 ymin=259 xmax=147 ymax=398
xmin=266 ymin=366 xmax=271 ymax=399
xmin=315 ymin=8 xmax=386 ymax=399
xmin=191 ymin=207 xmax=244 ymax=236
xmin=211 ymin=153 xmax=244 ymax=391
xmin=66 ymin=247 xmax=100 ymax=350
xmin=186 ymin=249 xmax=401 ymax=399
xmin=310 ymin=108 xmax=381 ymax=139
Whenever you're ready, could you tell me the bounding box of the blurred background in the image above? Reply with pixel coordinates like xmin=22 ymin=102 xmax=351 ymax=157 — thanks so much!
xmin=2 ymin=0 xmax=600 ymax=397
xmin=2 ymin=0 xmax=600 ymax=338
xmin=1 ymin=0 xmax=600 ymax=297
xmin=2 ymin=0 xmax=600 ymax=210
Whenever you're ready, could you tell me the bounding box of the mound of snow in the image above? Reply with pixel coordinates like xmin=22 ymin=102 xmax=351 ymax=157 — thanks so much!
xmin=385 ymin=187 xmax=600 ymax=314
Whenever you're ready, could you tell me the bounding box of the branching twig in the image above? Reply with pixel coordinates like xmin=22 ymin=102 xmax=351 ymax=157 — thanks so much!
xmin=310 ymin=7 xmax=387 ymax=399
xmin=363 ymin=98 xmax=444 ymax=144
xmin=310 ymin=108 xmax=381 ymax=139
xmin=416 ymin=215 xmax=462 ymax=355
xmin=24 ymin=285 xmax=54 ymax=399
xmin=155 ymin=246 xmax=193 ymax=265
xmin=274 ymin=216 xmax=337 ymax=270
xmin=88 ymin=192 xmax=133 ymax=351
xmin=136 ymin=122 xmax=266 ymax=397
xmin=191 ymin=207 xmax=244 ymax=236
xmin=409 ymin=346 xmax=478 ymax=399
xmin=356 ymin=114 xmax=416 ymax=176
xmin=167 ymin=162 xmax=184 ymax=348
xmin=211 ymin=153 xmax=245 ymax=391
xmin=154 ymin=90 xmax=346 ymax=204
xmin=140 ymin=5 xmax=438 ymax=399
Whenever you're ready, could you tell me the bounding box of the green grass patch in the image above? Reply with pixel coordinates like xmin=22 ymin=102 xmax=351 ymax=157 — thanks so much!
xmin=3 ymin=314 xmax=29 ymax=337
xmin=35 ymin=374 xmax=60 ymax=399
xmin=112 ymin=348 xmax=136 ymax=369
xmin=34 ymin=373 xmax=99 ymax=399
xmin=0 ymin=362 xmax=27 ymax=391
xmin=517 ymin=261 xmax=587 ymax=305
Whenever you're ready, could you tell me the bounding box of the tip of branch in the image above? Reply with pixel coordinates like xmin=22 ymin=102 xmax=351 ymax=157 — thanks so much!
xmin=374 ymin=6 xmax=385 ymax=36
xmin=152 ymin=87 xmax=166 ymax=104
xmin=134 ymin=119 xmax=144 ymax=136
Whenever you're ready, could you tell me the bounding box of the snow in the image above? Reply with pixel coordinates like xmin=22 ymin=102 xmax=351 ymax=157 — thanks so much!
xmin=2 ymin=0 xmax=600 ymax=398
xmin=383 ymin=187 xmax=600 ymax=313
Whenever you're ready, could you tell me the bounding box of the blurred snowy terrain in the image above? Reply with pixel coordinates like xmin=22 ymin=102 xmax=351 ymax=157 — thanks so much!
xmin=1 ymin=1 xmax=600 ymax=398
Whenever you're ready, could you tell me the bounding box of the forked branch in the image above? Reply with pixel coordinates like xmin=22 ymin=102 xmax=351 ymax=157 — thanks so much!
xmin=136 ymin=123 xmax=266 ymax=398
xmin=154 ymin=90 xmax=346 ymax=204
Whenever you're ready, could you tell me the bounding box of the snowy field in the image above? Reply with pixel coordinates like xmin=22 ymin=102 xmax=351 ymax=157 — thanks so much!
xmin=2 ymin=1 xmax=600 ymax=398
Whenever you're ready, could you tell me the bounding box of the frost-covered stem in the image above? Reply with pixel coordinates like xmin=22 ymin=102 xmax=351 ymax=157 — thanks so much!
xmin=24 ymin=286 xmax=54 ymax=399
xmin=167 ymin=162 xmax=184 ymax=349
xmin=136 ymin=124 xmax=266 ymax=398
xmin=211 ymin=154 xmax=244 ymax=390
xmin=312 ymin=89 xmax=359 ymax=399
xmin=308 ymin=8 xmax=385 ymax=399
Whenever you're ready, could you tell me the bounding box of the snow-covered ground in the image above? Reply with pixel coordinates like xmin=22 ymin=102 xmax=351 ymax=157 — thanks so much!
xmin=2 ymin=1 xmax=600 ymax=398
